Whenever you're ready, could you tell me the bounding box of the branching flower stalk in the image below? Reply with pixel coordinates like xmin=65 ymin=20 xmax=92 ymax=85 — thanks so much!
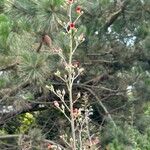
xmin=68 ymin=2 xmax=81 ymax=149
xmin=45 ymin=1 xmax=104 ymax=149
xmin=46 ymin=1 xmax=84 ymax=149
xmin=45 ymin=1 xmax=116 ymax=148
xmin=68 ymin=27 xmax=76 ymax=150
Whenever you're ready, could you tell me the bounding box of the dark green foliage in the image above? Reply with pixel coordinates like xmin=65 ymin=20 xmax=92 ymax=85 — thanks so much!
xmin=0 ymin=0 xmax=150 ymax=149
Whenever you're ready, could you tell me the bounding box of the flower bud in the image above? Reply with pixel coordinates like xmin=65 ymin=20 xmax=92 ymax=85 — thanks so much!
xmin=62 ymin=89 xmax=66 ymax=95
xmin=72 ymin=60 xmax=80 ymax=68
xmin=76 ymin=6 xmax=81 ymax=14
xmin=54 ymin=101 xmax=59 ymax=108
xmin=54 ymin=70 xmax=61 ymax=77
xmin=77 ymin=92 xmax=81 ymax=99
xmin=78 ymin=67 xmax=84 ymax=73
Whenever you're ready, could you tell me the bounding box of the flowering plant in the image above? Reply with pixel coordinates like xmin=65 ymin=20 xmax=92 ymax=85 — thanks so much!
xmin=46 ymin=0 xmax=100 ymax=149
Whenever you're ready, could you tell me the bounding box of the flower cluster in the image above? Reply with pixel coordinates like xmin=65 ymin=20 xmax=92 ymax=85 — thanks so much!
xmin=67 ymin=0 xmax=83 ymax=30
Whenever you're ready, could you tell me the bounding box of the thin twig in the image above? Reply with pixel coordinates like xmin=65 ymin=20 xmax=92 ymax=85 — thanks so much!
xmin=0 ymin=134 xmax=65 ymax=149
xmin=83 ymin=87 xmax=117 ymax=128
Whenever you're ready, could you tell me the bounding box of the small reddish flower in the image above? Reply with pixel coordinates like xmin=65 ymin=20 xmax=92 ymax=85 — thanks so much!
xmin=69 ymin=22 xmax=75 ymax=30
xmin=68 ymin=0 xmax=74 ymax=4
xmin=73 ymin=108 xmax=78 ymax=113
xmin=91 ymin=137 xmax=100 ymax=145
xmin=72 ymin=60 xmax=80 ymax=68
xmin=76 ymin=6 xmax=81 ymax=14
xmin=47 ymin=144 xmax=52 ymax=149
xmin=73 ymin=108 xmax=81 ymax=118
xmin=54 ymin=101 xmax=59 ymax=108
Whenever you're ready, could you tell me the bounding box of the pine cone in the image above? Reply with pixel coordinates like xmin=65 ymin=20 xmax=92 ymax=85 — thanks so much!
xmin=42 ymin=35 xmax=52 ymax=47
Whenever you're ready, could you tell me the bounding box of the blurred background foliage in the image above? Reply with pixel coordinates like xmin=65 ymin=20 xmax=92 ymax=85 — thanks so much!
xmin=0 ymin=0 xmax=150 ymax=149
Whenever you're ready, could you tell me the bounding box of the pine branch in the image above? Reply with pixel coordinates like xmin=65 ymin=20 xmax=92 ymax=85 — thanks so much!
xmin=0 ymin=80 xmax=122 ymax=126
xmin=103 ymin=0 xmax=127 ymax=31
xmin=0 ymin=62 xmax=18 ymax=71
xmin=6 ymin=0 xmax=36 ymax=18
xmin=36 ymin=41 xmax=43 ymax=52
xmin=83 ymin=87 xmax=117 ymax=128
xmin=0 ymin=97 xmax=48 ymax=125
xmin=0 ymin=82 xmax=29 ymax=103
xmin=83 ymin=74 xmax=109 ymax=85
xmin=0 ymin=134 xmax=65 ymax=149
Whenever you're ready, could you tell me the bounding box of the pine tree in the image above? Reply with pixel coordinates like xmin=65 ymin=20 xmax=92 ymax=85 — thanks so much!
xmin=0 ymin=0 xmax=150 ymax=149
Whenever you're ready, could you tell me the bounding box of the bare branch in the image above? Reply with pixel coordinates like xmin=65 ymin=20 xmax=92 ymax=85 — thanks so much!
xmin=83 ymin=74 xmax=109 ymax=85
xmin=83 ymin=87 xmax=117 ymax=128
xmin=103 ymin=1 xmax=127 ymax=31
xmin=0 ymin=134 xmax=66 ymax=150
xmin=0 ymin=100 xmax=48 ymax=125
xmin=0 ymin=82 xmax=29 ymax=103
xmin=0 ymin=62 xmax=18 ymax=72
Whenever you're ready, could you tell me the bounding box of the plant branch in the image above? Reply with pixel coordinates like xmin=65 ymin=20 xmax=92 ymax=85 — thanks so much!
xmin=68 ymin=3 xmax=76 ymax=149
xmin=103 ymin=1 xmax=127 ymax=31
xmin=83 ymin=87 xmax=117 ymax=128
xmin=0 ymin=101 xmax=48 ymax=125
xmin=0 ymin=82 xmax=29 ymax=103
xmin=0 ymin=134 xmax=65 ymax=149
xmin=0 ymin=62 xmax=18 ymax=72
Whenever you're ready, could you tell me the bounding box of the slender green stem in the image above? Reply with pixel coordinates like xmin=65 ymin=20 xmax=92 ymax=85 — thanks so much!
xmin=79 ymin=130 xmax=82 ymax=150
xmin=85 ymin=114 xmax=92 ymax=148
xmin=59 ymin=108 xmax=71 ymax=122
xmin=69 ymin=4 xmax=72 ymax=22
xmin=68 ymin=4 xmax=76 ymax=149
xmin=68 ymin=32 xmax=76 ymax=150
